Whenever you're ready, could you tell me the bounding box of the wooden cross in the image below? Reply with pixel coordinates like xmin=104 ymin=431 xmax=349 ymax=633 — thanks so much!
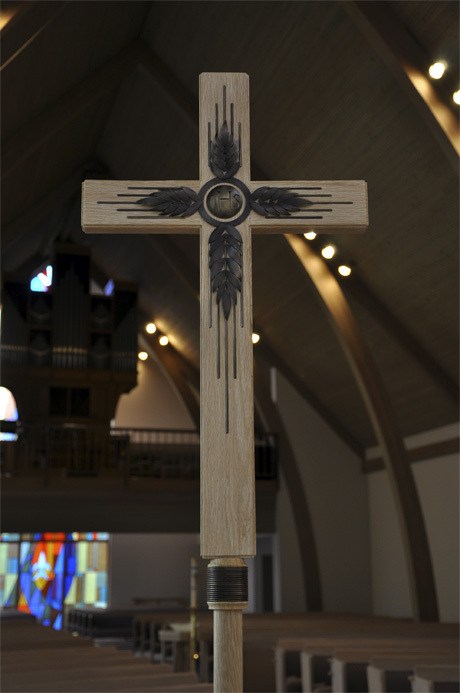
xmin=82 ymin=72 xmax=368 ymax=692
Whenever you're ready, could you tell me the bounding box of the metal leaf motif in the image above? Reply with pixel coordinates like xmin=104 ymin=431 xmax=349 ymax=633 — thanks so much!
xmin=137 ymin=187 xmax=202 ymax=217
xmin=250 ymin=187 xmax=312 ymax=217
xmin=210 ymin=121 xmax=240 ymax=180
xmin=209 ymin=225 xmax=242 ymax=320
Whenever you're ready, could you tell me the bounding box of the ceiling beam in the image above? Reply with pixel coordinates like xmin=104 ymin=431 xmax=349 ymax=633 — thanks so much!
xmin=1 ymin=1 xmax=67 ymax=70
xmin=345 ymin=275 xmax=459 ymax=405
xmin=286 ymin=233 xmax=439 ymax=622
xmin=342 ymin=1 xmax=459 ymax=173
xmin=364 ymin=436 xmax=459 ymax=474
xmin=254 ymin=359 xmax=323 ymax=611
xmin=2 ymin=40 xmax=143 ymax=179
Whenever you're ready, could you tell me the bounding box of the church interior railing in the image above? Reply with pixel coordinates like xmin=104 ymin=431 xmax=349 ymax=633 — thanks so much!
xmin=0 ymin=424 xmax=277 ymax=483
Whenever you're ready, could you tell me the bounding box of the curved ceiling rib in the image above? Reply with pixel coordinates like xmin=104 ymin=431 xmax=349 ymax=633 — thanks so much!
xmin=342 ymin=1 xmax=459 ymax=172
xmin=285 ymin=233 xmax=439 ymax=622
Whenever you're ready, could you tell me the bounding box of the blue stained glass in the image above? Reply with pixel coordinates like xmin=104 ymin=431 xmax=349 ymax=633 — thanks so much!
xmin=54 ymin=613 xmax=62 ymax=630
xmin=0 ymin=533 xmax=20 ymax=542
xmin=33 ymin=533 xmax=42 ymax=540
xmin=30 ymin=276 xmax=46 ymax=292
xmin=20 ymin=542 xmax=31 ymax=562
xmin=7 ymin=557 xmax=18 ymax=572
xmin=104 ymin=279 xmax=114 ymax=296
xmin=55 ymin=545 xmax=64 ymax=574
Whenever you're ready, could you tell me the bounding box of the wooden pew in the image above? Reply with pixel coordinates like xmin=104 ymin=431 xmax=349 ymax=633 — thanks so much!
xmin=331 ymin=645 xmax=459 ymax=693
xmin=275 ymin=624 xmax=458 ymax=692
xmin=411 ymin=666 xmax=460 ymax=693
xmin=368 ymin=658 xmax=460 ymax=693
xmin=8 ymin=670 xmax=205 ymax=692
xmin=1 ymin=620 xmax=212 ymax=693
xmin=132 ymin=610 xmax=209 ymax=656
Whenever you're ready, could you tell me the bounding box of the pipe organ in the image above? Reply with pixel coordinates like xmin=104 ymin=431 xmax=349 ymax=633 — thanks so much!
xmin=1 ymin=244 xmax=138 ymax=426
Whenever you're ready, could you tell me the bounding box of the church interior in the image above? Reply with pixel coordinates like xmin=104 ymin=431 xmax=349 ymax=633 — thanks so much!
xmin=1 ymin=1 xmax=459 ymax=692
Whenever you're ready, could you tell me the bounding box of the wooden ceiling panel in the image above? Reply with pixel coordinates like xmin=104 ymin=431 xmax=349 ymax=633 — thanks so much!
xmin=251 ymin=234 xmax=373 ymax=445
xmin=97 ymin=66 xmax=198 ymax=180
xmin=393 ymin=1 xmax=459 ymax=70
xmin=1 ymin=1 xmax=148 ymax=139
xmin=348 ymin=295 xmax=459 ymax=437
xmin=3 ymin=94 xmax=112 ymax=229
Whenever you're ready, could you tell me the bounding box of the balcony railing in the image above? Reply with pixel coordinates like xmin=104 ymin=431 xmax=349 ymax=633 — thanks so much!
xmin=0 ymin=424 xmax=277 ymax=483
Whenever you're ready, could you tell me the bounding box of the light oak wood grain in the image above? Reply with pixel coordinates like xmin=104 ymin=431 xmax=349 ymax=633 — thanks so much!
xmin=199 ymin=73 xmax=255 ymax=558
xmin=213 ymin=610 xmax=243 ymax=693
xmin=82 ymin=179 xmax=201 ymax=234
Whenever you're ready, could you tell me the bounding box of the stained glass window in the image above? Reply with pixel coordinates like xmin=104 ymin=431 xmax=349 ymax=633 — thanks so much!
xmin=0 ymin=533 xmax=108 ymax=629
xmin=30 ymin=265 xmax=53 ymax=292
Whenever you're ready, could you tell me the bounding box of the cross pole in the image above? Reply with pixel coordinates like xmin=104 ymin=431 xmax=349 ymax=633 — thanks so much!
xmin=82 ymin=72 xmax=368 ymax=692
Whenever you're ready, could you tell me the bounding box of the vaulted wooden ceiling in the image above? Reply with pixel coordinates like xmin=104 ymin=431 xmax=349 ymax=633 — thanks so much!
xmin=2 ymin=0 xmax=459 ymax=453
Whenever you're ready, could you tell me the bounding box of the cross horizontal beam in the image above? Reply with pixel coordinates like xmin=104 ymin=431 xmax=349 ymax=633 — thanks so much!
xmin=82 ymin=179 xmax=368 ymax=235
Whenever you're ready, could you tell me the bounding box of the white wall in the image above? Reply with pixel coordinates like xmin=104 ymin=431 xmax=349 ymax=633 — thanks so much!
xmin=109 ymin=533 xmax=205 ymax=608
xmin=115 ymin=354 xmax=195 ymax=430
xmin=275 ymin=372 xmax=372 ymax=614
xmin=368 ymin=431 xmax=459 ymax=622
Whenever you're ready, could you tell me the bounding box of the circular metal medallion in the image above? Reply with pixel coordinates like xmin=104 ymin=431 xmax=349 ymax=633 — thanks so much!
xmin=199 ymin=178 xmax=251 ymax=227
xmin=207 ymin=184 xmax=243 ymax=219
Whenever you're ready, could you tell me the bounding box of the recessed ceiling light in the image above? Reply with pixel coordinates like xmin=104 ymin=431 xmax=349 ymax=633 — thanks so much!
xmin=252 ymin=333 xmax=260 ymax=344
xmin=159 ymin=335 xmax=169 ymax=346
xmin=145 ymin=322 xmax=157 ymax=334
xmin=138 ymin=351 xmax=148 ymax=361
xmin=321 ymin=245 xmax=336 ymax=260
xmin=453 ymin=89 xmax=460 ymax=105
xmin=338 ymin=265 xmax=352 ymax=277
xmin=428 ymin=61 xmax=447 ymax=79
xmin=304 ymin=231 xmax=317 ymax=240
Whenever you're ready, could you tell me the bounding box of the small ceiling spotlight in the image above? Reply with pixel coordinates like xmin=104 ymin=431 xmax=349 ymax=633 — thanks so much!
xmin=453 ymin=89 xmax=460 ymax=105
xmin=145 ymin=322 xmax=157 ymax=334
xmin=251 ymin=333 xmax=260 ymax=344
xmin=338 ymin=264 xmax=352 ymax=277
xmin=321 ymin=244 xmax=336 ymax=260
xmin=428 ymin=61 xmax=447 ymax=79
xmin=159 ymin=335 xmax=169 ymax=346
xmin=304 ymin=231 xmax=317 ymax=241
xmin=138 ymin=351 xmax=148 ymax=361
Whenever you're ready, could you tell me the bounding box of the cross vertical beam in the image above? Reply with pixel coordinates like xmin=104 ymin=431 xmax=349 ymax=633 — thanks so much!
xmin=199 ymin=74 xmax=254 ymax=693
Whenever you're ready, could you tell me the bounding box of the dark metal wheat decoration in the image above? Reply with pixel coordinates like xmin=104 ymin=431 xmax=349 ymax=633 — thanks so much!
xmin=207 ymin=86 xmax=243 ymax=434
xmin=210 ymin=121 xmax=240 ymax=179
xmin=250 ymin=187 xmax=312 ymax=216
xmin=208 ymin=84 xmax=241 ymax=179
xmin=136 ymin=187 xmax=201 ymax=217
xmin=209 ymin=223 xmax=243 ymax=433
